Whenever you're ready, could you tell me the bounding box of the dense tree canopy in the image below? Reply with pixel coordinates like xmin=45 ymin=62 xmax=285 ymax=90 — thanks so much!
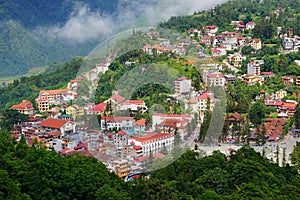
xmin=1 ymin=129 xmax=300 ymax=199
xmin=249 ymin=101 xmax=266 ymax=126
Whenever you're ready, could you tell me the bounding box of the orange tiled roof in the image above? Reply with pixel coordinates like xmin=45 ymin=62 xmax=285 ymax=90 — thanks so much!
xmin=158 ymin=119 xmax=181 ymax=128
xmin=50 ymin=131 xmax=61 ymax=137
xmin=110 ymin=94 xmax=125 ymax=103
xmin=40 ymin=89 xmax=68 ymax=95
xmin=131 ymin=132 xmax=173 ymax=144
xmin=124 ymin=100 xmax=145 ymax=105
xmin=11 ymin=100 xmax=33 ymax=110
xmin=134 ymin=118 xmax=146 ymax=126
xmin=40 ymin=118 xmax=69 ymax=129
xmin=101 ymin=116 xmax=134 ymax=122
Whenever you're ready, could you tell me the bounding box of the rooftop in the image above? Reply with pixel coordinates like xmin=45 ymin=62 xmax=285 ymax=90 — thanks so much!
xmin=40 ymin=118 xmax=69 ymax=129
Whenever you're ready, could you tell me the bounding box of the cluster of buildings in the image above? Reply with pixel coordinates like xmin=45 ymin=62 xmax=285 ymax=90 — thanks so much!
xmin=9 ymin=19 xmax=300 ymax=178
xmin=187 ymin=23 xmax=262 ymax=53
xmin=280 ymin=27 xmax=300 ymax=51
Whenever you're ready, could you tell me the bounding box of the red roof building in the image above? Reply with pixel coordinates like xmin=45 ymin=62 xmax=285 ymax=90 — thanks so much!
xmin=128 ymin=132 xmax=174 ymax=155
xmin=40 ymin=118 xmax=69 ymax=129
xmin=110 ymin=94 xmax=126 ymax=104
xmin=40 ymin=118 xmax=76 ymax=136
xmin=10 ymin=100 xmax=34 ymax=115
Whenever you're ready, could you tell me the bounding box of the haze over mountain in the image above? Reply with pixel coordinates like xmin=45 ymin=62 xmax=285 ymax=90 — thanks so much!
xmin=0 ymin=0 xmax=226 ymax=77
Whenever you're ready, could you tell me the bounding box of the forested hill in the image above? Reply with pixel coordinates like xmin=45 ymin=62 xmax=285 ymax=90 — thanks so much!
xmin=0 ymin=0 xmax=156 ymax=77
xmin=0 ymin=0 xmax=118 ymax=28
xmin=0 ymin=128 xmax=300 ymax=199
xmin=160 ymin=0 xmax=300 ymax=40
xmin=0 ymin=57 xmax=83 ymax=113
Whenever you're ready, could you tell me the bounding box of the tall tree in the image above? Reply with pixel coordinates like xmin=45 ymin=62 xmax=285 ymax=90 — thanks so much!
xmin=294 ymin=106 xmax=300 ymax=129
xmin=249 ymin=101 xmax=266 ymax=126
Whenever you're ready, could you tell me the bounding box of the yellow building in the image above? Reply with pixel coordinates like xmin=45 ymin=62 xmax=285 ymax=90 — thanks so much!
xmin=10 ymin=100 xmax=34 ymax=115
xmin=296 ymin=76 xmax=300 ymax=88
xmin=231 ymin=55 xmax=242 ymax=67
xmin=242 ymin=74 xmax=264 ymax=86
xmin=66 ymin=104 xmax=84 ymax=120
xmin=112 ymin=160 xmax=129 ymax=178
xmin=246 ymin=38 xmax=262 ymax=50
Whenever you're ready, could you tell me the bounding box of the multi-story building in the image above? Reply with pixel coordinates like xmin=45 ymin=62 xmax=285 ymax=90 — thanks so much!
xmin=66 ymin=104 xmax=84 ymax=120
xmin=242 ymin=74 xmax=264 ymax=85
xmin=40 ymin=118 xmax=77 ymax=138
xmin=281 ymin=76 xmax=294 ymax=86
xmin=275 ymin=90 xmax=287 ymax=100
xmin=100 ymin=116 xmax=135 ymax=131
xmin=87 ymin=103 xmax=107 ymax=115
xmin=128 ymin=132 xmax=174 ymax=155
xmin=197 ymin=91 xmax=214 ymax=113
xmin=205 ymin=25 xmax=218 ymax=36
xmin=297 ymin=76 xmax=300 ymax=88
xmin=224 ymin=74 xmax=237 ymax=83
xmin=282 ymin=37 xmax=294 ymax=50
xmin=119 ymin=100 xmax=148 ymax=113
xmin=96 ymin=62 xmax=110 ymax=74
xmin=106 ymin=92 xmax=126 ymax=110
xmin=36 ymin=98 xmax=50 ymax=112
xmin=38 ymin=89 xmax=68 ymax=103
xmin=36 ymin=89 xmax=73 ymax=112
xmin=113 ymin=130 xmax=128 ymax=155
xmin=246 ymin=38 xmax=262 ymax=50
xmin=247 ymin=62 xmax=260 ymax=75
xmin=208 ymin=72 xmax=225 ymax=87
xmin=152 ymin=113 xmax=193 ymax=131
xmin=110 ymin=160 xmax=130 ymax=178
xmin=246 ymin=22 xmax=256 ymax=30
xmin=230 ymin=55 xmax=243 ymax=68
xmin=174 ymin=77 xmax=192 ymax=95
xmin=10 ymin=100 xmax=34 ymax=115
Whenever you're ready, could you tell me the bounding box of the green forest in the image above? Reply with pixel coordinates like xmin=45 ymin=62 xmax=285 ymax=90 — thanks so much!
xmin=1 ymin=128 xmax=300 ymax=199
xmin=160 ymin=0 xmax=300 ymax=40
xmin=0 ymin=57 xmax=82 ymax=113
xmin=0 ymin=0 xmax=155 ymax=77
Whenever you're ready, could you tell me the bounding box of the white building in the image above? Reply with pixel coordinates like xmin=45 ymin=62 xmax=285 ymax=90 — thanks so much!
xmin=208 ymin=72 xmax=225 ymax=87
xmin=128 ymin=132 xmax=174 ymax=155
xmin=205 ymin=25 xmax=218 ymax=36
xmin=174 ymin=77 xmax=192 ymax=95
xmin=197 ymin=91 xmax=214 ymax=113
xmin=96 ymin=62 xmax=110 ymax=74
xmin=247 ymin=62 xmax=260 ymax=75
xmin=246 ymin=22 xmax=256 ymax=30
xmin=100 ymin=116 xmax=135 ymax=131
xmin=119 ymin=100 xmax=148 ymax=113
xmin=282 ymin=37 xmax=294 ymax=50
xmin=152 ymin=113 xmax=193 ymax=131
xmin=40 ymin=118 xmax=77 ymax=138
xmin=275 ymin=90 xmax=287 ymax=100
xmin=113 ymin=130 xmax=128 ymax=154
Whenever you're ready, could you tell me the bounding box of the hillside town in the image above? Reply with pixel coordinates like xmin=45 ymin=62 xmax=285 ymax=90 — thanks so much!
xmin=4 ymin=18 xmax=300 ymax=179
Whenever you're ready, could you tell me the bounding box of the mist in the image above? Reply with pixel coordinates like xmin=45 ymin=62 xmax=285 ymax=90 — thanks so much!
xmin=36 ymin=0 xmax=228 ymax=43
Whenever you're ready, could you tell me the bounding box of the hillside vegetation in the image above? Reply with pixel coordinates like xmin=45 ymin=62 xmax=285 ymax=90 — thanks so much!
xmin=0 ymin=128 xmax=299 ymax=199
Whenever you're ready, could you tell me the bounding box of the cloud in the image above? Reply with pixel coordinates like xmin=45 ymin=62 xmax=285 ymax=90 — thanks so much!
xmin=141 ymin=0 xmax=228 ymax=26
xmin=36 ymin=0 xmax=228 ymax=43
xmin=36 ymin=2 xmax=116 ymax=43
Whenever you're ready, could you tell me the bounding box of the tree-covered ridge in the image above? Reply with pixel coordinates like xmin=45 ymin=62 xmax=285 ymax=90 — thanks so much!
xmin=0 ymin=57 xmax=83 ymax=113
xmin=0 ymin=0 xmax=119 ymax=29
xmin=1 ymin=128 xmax=299 ymax=199
xmin=0 ymin=0 xmax=157 ymax=77
xmin=94 ymin=31 xmax=202 ymax=105
xmin=160 ymin=0 xmax=300 ymax=40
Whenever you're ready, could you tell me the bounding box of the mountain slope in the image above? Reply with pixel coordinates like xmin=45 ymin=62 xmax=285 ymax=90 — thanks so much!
xmin=0 ymin=0 xmax=155 ymax=77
